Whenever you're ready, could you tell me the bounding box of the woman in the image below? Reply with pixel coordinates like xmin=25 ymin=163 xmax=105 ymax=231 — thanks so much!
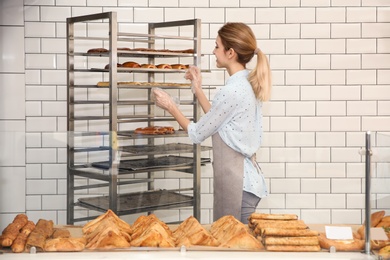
xmin=152 ymin=22 xmax=272 ymax=224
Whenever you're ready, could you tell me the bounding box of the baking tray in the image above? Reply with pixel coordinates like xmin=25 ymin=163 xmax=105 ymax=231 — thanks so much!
xmin=120 ymin=143 xmax=211 ymax=155
xmin=77 ymin=189 xmax=193 ymax=214
xmin=91 ymin=155 xmax=211 ymax=171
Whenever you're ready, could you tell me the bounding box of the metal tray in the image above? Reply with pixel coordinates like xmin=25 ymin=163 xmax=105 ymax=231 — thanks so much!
xmin=77 ymin=189 xmax=193 ymax=214
xmin=120 ymin=143 xmax=211 ymax=155
xmin=91 ymin=155 xmax=211 ymax=171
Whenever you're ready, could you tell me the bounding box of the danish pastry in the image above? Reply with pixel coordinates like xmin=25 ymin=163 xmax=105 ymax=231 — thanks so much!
xmin=156 ymin=64 xmax=172 ymax=69
xmin=141 ymin=64 xmax=157 ymax=69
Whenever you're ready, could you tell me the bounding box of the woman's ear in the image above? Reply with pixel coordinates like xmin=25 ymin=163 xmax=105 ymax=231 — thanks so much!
xmin=228 ymin=48 xmax=236 ymax=59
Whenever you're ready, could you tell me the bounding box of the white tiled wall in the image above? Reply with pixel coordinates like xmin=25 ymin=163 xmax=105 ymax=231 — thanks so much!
xmin=0 ymin=0 xmax=390 ymax=230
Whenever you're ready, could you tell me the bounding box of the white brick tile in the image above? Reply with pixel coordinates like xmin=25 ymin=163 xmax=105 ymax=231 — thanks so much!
xmin=316 ymin=163 xmax=346 ymax=178
xmin=251 ymin=24 xmax=271 ymax=39
xmin=270 ymin=117 xmax=300 ymax=131
xmin=270 ymin=147 xmax=300 ymax=162
xmin=0 ymin=27 xmax=24 ymax=73
xmin=316 ymin=70 xmax=345 ymax=85
xmin=301 ymin=117 xmax=331 ymax=131
xmin=42 ymin=101 xmax=66 ymax=116
xmin=262 ymin=132 xmax=285 ymax=147
xmin=286 ymin=163 xmax=315 ymax=178
xmin=25 ymin=70 xmax=41 ymax=84
xmin=260 ymin=194 xmax=286 ymax=209
xmin=227 ymin=8 xmax=255 ymax=23
xmin=42 ymin=194 xmax=66 ymax=210
xmin=286 ymin=101 xmax=315 ymax=116
xmin=271 ymin=178 xmax=301 ymax=193
xmin=256 ymin=8 xmax=285 ymax=23
xmin=378 ymin=7 xmax=390 ymax=22
xmin=26 ymin=86 xmax=57 ymax=101
xmin=362 ymin=23 xmax=390 ymax=38
xmin=347 ymin=7 xmax=376 ymax=22
xmin=210 ymin=0 xmax=239 ymax=7
xmin=331 ymin=54 xmax=360 ymax=69
xmin=331 ymin=116 xmax=361 ymax=131
xmin=347 ymin=101 xmax=377 ymax=116
xmin=260 ymin=40 xmax=284 ymax=54
xmin=316 ymin=7 xmax=345 ymax=23
xmin=271 ymin=24 xmax=300 ymax=39
xmin=362 ymin=0 xmax=390 ymax=6
xmin=286 ymin=39 xmax=315 ymax=54
xmin=25 ymin=22 xmax=56 ymax=37
xmin=362 ymin=85 xmax=390 ymax=100
xmin=164 ymin=8 xmax=194 ymax=21
xmin=377 ymin=194 xmax=390 ymax=209
xmin=241 ymin=0 xmax=270 ymax=7
xmin=286 ymin=132 xmax=315 ymax=147
xmin=42 ymin=132 xmax=67 ymax=148
xmin=25 ymin=102 xmax=42 ymax=117
xmin=272 ymin=70 xmax=285 ymax=85
xmin=301 ymin=86 xmax=330 ymax=101
xmin=378 ymin=39 xmax=390 ymax=53
xmin=26 ymin=117 xmax=57 ymax=132
xmin=41 ymin=39 xmax=66 ymax=54
xmin=0 ymin=74 xmax=25 ymax=119
xmin=332 ymin=0 xmax=360 ymax=7
xmin=316 ymin=132 xmax=346 ymax=147
xmin=302 ymin=24 xmax=330 ymax=39
xmin=331 ymin=85 xmax=361 ymax=100
xmin=317 ymin=194 xmax=346 ymax=208
xmin=362 ymin=117 xmax=390 ymax=131
xmin=301 ymin=209 xmax=331 ymax=224
xmin=363 ymin=54 xmax=390 ymax=69
xmin=58 ymin=179 xmax=67 ymax=194
xmin=261 ymin=162 xmax=285 ymax=178
xmin=271 ymin=0 xmax=300 ymax=7
xmin=302 ymin=179 xmax=330 ymax=193
xmin=56 ymin=0 xmax=86 ymax=6
xmin=286 ymin=7 xmax=315 ymax=23
xmin=26 ymin=148 xmax=57 ymax=163
xmin=271 ymin=55 xmax=299 ymax=70
xmin=41 ymin=6 xmax=71 ymax=21
xmin=26 ymin=132 xmax=41 ymax=148
xmin=0 ymin=130 xmax=26 ymax=167
xmin=286 ymin=70 xmax=315 ymax=85
xmin=331 ymin=147 xmax=362 ymax=162
xmin=332 ymin=210 xmax=362 ymax=224
xmin=301 ymin=147 xmax=330 ymax=163
xmin=26 ymin=54 xmax=56 ymax=69
xmin=347 ymin=70 xmax=376 ymax=85
xmin=71 ymin=7 xmax=103 ymax=17
xmin=286 ymin=194 xmax=316 ymax=209
xmin=317 ymin=101 xmax=346 ymax=116
xmin=301 ymin=0 xmax=330 ymax=7
xmin=0 ymin=167 xmax=25 ymax=212
xmin=271 ymin=86 xmax=299 ymax=101
xmin=316 ymin=39 xmax=345 ymax=54
xmin=41 ymin=70 xmax=66 ymax=85
xmin=347 ymin=39 xmax=376 ymax=54
xmin=197 ymin=9 xmax=226 ymax=24
xmin=87 ymin=0 xmax=117 ymax=6
xmin=26 ymin=164 xmax=42 ymax=179
xmin=378 ymin=70 xmax=390 ymax=84
xmin=27 ymin=179 xmax=57 ymax=194
xmin=24 ymin=0 xmax=54 ymax=5
xmin=301 ymin=55 xmax=330 ymax=69
xmin=24 ymin=5 xmax=40 ymax=21
xmin=26 ymin=195 xmax=42 ymax=210
xmin=347 ymin=194 xmax=365 ymax=209
xmin=332 ymin=178 xmax=361 ymax=193
xmin=379 ymin=101 xmax=390 ymax=116
xmin=346 ymin=132 xmax=365 ymax=147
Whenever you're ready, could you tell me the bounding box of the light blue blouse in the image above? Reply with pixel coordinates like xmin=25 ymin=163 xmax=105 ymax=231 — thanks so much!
xmin=187 ymin=69 xmax=268 ymax=198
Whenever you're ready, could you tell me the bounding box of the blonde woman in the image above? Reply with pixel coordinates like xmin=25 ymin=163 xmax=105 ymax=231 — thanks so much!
xmin=153 ymin=22 xmax=272 ymax=223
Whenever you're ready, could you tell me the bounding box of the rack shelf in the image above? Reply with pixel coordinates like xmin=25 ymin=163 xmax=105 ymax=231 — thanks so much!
xmin=66 ymin=12 xmax=206 ymax=224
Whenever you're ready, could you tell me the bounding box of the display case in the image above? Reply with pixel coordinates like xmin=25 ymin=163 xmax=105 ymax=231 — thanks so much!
xmin=66 ymin=12 xmax=209 ymax=224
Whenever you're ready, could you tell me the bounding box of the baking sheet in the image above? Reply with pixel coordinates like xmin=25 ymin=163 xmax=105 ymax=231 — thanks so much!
xmin=120 ymin=143 xmax=211 ymax=155
xmin=91 ymin=155 xmax=211 ymax=171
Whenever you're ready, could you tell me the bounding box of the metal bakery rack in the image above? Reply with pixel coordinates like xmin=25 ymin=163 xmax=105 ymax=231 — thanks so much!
xmin=66 ymin=12 xmax=210 ymax=224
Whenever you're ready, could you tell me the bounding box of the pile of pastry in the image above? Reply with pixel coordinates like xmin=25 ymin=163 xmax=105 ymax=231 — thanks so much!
xmin=0 ymin=214 xmax=85 ymax=253
xmin=87 ymin=47 xmax=194 ymax=54
xmin=134 ymin=126 xmax=175 ymax=135
xmin=248 ymin=213 xmax=321 ymax=252
xmin=82 ymin=210 xmax=263 ymax=250
xmin=104 ymin=61 xmax=189 ymax=69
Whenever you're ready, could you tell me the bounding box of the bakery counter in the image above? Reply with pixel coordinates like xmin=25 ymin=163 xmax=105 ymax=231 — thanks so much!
xmin=0 ymin=250 xmax=376 ymax=260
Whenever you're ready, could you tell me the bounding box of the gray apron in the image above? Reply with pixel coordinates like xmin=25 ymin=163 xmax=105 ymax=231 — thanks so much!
xmin=212 ymin=132 xmax=244 ymax=221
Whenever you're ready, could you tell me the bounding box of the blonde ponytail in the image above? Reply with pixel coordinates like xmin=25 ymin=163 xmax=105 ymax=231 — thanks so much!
xmin=249 ymin=49 xmax=272 ymax=101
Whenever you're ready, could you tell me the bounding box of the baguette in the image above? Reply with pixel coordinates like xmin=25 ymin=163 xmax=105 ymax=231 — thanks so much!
xmin=250 ymin=213 xmax=298 ymax=221
xmin=11 ymin=221 xmax=36 ymax=253
xmin=1 ymin=214 xmax=28 ymax=247
xmin=261 ymin=228 xmax=318 ymax=237
xmin=264 ymin=236 xmax=319 ymax=246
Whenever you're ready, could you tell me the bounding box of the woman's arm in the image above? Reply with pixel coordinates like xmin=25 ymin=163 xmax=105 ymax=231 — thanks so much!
xmin=185 ymin=66 xmax=211 ymax=113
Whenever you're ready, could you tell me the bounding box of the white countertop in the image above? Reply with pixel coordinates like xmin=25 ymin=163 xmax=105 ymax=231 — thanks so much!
xmin=0 ymin=249 xmax=377 ymax=260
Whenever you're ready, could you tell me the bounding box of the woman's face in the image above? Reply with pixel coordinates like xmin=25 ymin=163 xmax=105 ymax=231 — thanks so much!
xmin=213 ymin=35 xmax=229 ymax=68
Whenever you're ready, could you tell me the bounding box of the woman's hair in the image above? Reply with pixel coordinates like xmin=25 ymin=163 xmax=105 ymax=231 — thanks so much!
xmin=218 ymin=23 xmax=272 ymax=101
